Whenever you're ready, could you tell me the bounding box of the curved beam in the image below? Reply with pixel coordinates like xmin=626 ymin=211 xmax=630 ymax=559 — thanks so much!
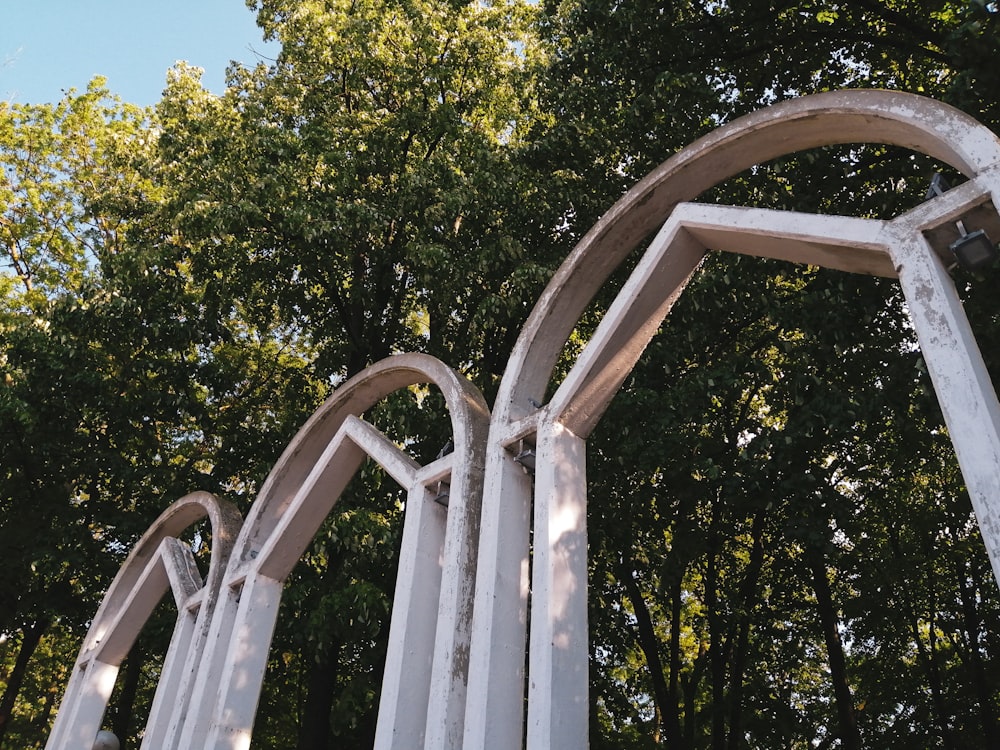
xmin=234 ymin=352 xmax=490 ymax=561
xmin=194 ymin=353 xmax=491 ymax=750
xmin=45 ymin=492 xmax=241 ymax=750
xmin=467 ymin=90 xmax=1000 ymax=750
xmin=495 ymin=89 xmax=1000 ymax=424
xmin=84 ymin=492 xmax=242 ymax=652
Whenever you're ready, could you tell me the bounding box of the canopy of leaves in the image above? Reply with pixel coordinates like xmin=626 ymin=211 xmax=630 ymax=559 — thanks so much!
xmin=2 ymin=0 xmax=1000 ymax=748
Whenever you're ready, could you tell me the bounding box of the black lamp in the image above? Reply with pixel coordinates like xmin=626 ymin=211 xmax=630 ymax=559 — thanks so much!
xmin=950 ymin=227 xmax=998 ymax=271
xmin=433 ymin=481 xmax=450 ymax=508
xmin=513 ymin=441 xmax=536 ymax=473
xmin=927 ymin=174 xmax=999 ymax=271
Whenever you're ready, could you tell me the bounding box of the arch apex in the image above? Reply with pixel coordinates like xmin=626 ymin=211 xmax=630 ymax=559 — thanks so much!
xmin=496 ymin=89 xmax=1000 ymax=426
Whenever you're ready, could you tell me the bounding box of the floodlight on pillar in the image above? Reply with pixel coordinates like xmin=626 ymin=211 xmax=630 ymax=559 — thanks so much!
xmin=926 ymin=172 xmax=952 ymax=200
xmin=513 ymin=440 xmax=536 ymax=473
xmin=926 ymin=173 xmax=999 ymax=271
xmin=950 ymin=226 xmax=998 ymax=271
xmin=433 ymin=481 xmax=450 ymax=508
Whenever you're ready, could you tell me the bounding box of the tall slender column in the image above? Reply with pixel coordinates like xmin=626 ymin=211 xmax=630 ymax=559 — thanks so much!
xmin=526 ymin=421 xmax=589 ymax=750
xmin=891 ymin=230 xmax=1000 ymax=582
xmin=463 ymin=442 xmax=533 ymax=750
xmin=375 ymin=484 xmax=446 ymax=749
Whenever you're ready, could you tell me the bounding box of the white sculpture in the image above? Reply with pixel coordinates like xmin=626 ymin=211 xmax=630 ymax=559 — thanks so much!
xmin=46 ymin=90 xmax=1000 ymax=749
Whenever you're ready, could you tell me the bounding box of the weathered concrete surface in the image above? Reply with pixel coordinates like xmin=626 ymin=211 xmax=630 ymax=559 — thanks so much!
xmin=45 ymin=493 xmax=242 ymax=750
xmin=189 ymin=353 xmax=491 ymax=750
xmin=465 ymin=90 xmax=1000 ymax=750
xmin=47 ymin=91 xmax=1000 ymax=750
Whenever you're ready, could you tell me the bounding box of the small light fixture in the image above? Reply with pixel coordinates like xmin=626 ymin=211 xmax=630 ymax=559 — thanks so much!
xmin=925 ymin=172 xmax=951 ymax=200
xmin=513 ymin=441 xmax=536 ymax=473
xmin=433 ymin=481 xmax=450 ymax=508
xmin=950 ymin=226 xmax=998 ymax=271
xmin=435 ymin=439 xmax=454 ymax=460
xmin=926 ymin=173 xmax=999 ymax=271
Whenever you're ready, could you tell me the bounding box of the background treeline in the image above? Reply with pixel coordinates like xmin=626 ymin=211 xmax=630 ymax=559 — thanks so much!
xmin=2 ymin=0 xmax=1000 ymax=747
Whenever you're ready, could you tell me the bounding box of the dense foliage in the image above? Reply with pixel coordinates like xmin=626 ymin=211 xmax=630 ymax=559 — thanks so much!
xmin=2 ymin=0 xmax=1000 ymax=747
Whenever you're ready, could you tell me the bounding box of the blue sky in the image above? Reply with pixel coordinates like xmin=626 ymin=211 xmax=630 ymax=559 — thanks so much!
xmin=1 ymin=1 xmax=280 ymax=107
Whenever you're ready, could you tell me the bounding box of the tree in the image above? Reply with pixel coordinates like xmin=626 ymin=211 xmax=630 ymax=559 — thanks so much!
xmin=0 ymin=79 xmax=328 ymax=747
xmin=155 ymin=0 xmax=551 ymax=388
xmin=6 ymin=0 xmax=1000 ymax=747
xmin=0 ymin=83 xmax=154 ymax=743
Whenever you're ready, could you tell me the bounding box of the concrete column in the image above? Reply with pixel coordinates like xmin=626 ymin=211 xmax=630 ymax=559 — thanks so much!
xmin=425 ymin=460 xmax=485 ymax=748
xmin=463 ymin=443 xmax=533 ymax=750
xmin=526 ymin=421 xmax=589 ymax=750
xmin=204 ymin=575 xmax=283 ymax=750
xmin=374 ymin=483 xmax=446 ymax=750
xmin=140 ymin=606 xmax=198 ymax=749
xmin=51 ymin=660 xmax=118 ymax=750
xmin=890 ymin=230 xmax=1000 ymax=582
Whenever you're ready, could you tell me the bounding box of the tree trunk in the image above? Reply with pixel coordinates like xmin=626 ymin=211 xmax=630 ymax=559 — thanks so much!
xmin=619 ymin=560 xmax=679 ymax=745
xmin=683 ymin=645 xmax=706 ymax=749
xmin=667 ymin=575 xmax=686 ymax=748
xmin=296 ymin=541 xmax=352 ymax=750
xmin=886 ymin=525 xmax=950 ymax=745
xmin=111 ymin=646 xmax=145 ymax=746
xmin=957 ymin=564 xmax=998 ymax=747
xmin=297 ymin=641 xmax=341 ymax=750
xmin=706 ymin=546 xmax=726 ymax=750
xmin=807 ymin=548 xmax=861 ymax=750
xmin=924 ymin=579 xmax=952 ymax=748
xmin=726 ymin=508 xmax=767 ymax=750
xmin=0 ymin=619 xmax=49 ymax=744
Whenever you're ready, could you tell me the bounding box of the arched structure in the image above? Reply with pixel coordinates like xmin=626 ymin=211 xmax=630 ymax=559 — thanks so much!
xmin=462 ymin=90 xmax=1000 ymax=749
xmin=47 ymin=353 xmax=491 ymax=750
xmin=46 ymin=91 xmax=1000 ymax=750
xmin=177 ymin=353 xmax=491 ymax=750
xmin=45 ymin=492 xmax=242 ymax=750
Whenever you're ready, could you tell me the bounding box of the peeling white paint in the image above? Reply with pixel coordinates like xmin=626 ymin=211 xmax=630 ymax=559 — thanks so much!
xmin=46 ymin=91 xmax=1000 ymax=750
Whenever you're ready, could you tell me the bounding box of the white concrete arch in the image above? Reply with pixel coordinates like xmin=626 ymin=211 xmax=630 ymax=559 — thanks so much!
xmin=45 ymin=492 xmax=242 ymax=750
xmin=45 ymin=90 xmax=1000 ymax=750
xmin=465 ymin=90 xmax=1000 ymax=750
xmin=498 ymin=89 xmax=1000 ymax=423
xmin=179 ymin=353 xmax=491 ymax=750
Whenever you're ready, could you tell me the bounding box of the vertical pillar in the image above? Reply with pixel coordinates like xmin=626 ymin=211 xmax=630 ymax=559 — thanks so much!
xmin=374 ymin=484 xmax=446 ymax=749
xmin=47 ymin=659 xmax=118 ymax=750
xmin=526 ymin=421 xmax=589 ymax=750
xmin=463 ymin=443 xmax=533 ymax=750
xmin=204 ymin=575 xmax=283 ymax=750
xmin=163 ymin=595 xmax=229 ymax=749
xmin=891 ymin=231 xmax=1000 ymax=583
xmin=140 ymin=607 xmax=198 ymax=749
xmin=424 ymin=460 xmax=485 ymax=748
xmin=176 ymin=576 xmax=244 ymax=749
